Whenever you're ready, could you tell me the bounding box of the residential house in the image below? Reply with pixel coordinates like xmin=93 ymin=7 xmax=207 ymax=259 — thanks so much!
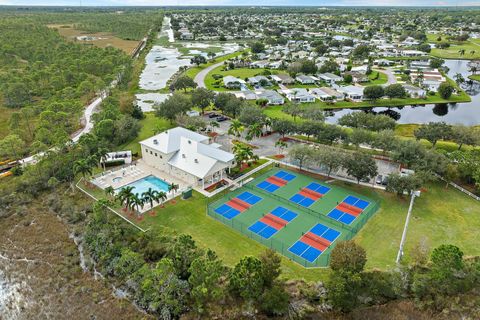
xmin=223 ymin=76 xmax=245 ymax=89
xmin=317 ymin=73 xmax=343 ymax=85
xmin=339 ymin=85 xmax=364 ymax=102
xmin=345 ymin=71 xmax=369 ymax=83
xmin=401 ymin=50 xmax=425 ymax=57
xmin=140 ymin=127 xmax=235 ymax=189
xmin=256 ymin=90 xmax=285 ymax=105
xmin=250 ymin=60 xmax=270 ymax=68
xmin=271 ymin=74 xmax=295 ymax=85
xmin=285 ymin=88 xmax=316 ymax=103
xmin=295 ymin=74 xmax=316 ymax=84
xmin=403 ymin=85 xmax=427 ymax=98
xmin=247 ymin=76 xmax=271 ymax=86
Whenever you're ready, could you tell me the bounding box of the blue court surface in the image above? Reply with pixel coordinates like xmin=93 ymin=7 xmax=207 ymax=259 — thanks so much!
xmin=248 ymin=206 xmax=298 ymax=239
xmin=327 ymin=208 xmax=356 ymax=225
xmin=288 ymin=224 xmax=341 ymax=263
xmin=274 ymin=170 xmax=297 ymax=182
xmin=343 ymin=195 xmax=370 ymax=209
xmin=289 ymin=193 xmax=315 ymax=207
xmin=236 ymin=191 xmax=263 ymax=205
xmin=305 ymin=182 xmax=331 ymax=195
xmin=256 ymin=171 xmax=296 ymax=193
xmin=270 ymin=206 xmax=298 ymax=222
xmin=214 ymin=192 xmax=262 ymax=220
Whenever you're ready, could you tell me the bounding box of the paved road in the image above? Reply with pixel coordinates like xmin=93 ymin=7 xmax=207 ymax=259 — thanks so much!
xmin=194 ymin=61 xmax=225 ymax=88
xmin=375 ymin=68 xmax=397 ymax=86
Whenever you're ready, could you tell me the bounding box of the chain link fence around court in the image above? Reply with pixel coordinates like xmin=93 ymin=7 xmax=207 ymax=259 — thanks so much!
xmin=206 ymin=183 xmax=381 ymax=268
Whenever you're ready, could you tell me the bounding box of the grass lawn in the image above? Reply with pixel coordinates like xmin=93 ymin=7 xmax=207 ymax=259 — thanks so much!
xmin=427 ymin=33 xmax=480 ymax=59
xmin=469 ymin=74 xmax=480 ymax=81
xmin=365 ymin=71 xmax=388 ymax=86
xmin=354 ymin=181 xmax=480 ymax=269
xmin=117 ymin=113 xmax=172 ymax=155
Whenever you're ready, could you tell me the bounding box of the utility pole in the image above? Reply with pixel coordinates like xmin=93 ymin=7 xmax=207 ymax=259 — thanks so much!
xmin=396 ymin=190 xmax=421 ymax=264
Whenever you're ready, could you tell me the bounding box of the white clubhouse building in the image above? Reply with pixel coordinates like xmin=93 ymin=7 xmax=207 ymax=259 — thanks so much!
xmin=140 ymin=127 xmax=235 ymax=189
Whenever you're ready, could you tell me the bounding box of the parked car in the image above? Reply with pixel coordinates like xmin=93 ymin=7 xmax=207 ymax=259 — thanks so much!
xmin=376 ymin=175 xmax=383 ymax=185
xmin=208 ymin=113 xmax=219 ymax=118
xmin=381 ymin=175 xmax=388 ymax=186
xmin=217 ymin=116 xmax=229 ymax=122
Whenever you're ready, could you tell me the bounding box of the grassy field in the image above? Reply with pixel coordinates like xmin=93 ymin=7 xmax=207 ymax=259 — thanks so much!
xmin=48 ymin=24 xmax=140 ymax=55
xmin=117 ymin=113 xmax=172 ymax=155
xmin=427 ymin=34 xmax=480 ymax=60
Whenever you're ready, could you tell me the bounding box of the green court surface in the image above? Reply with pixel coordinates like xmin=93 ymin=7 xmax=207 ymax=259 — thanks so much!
xmin=207 ymin=168 xmax=380 ymax=268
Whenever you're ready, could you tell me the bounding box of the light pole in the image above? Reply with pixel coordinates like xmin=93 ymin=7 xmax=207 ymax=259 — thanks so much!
xmin=396 ymin=190 xmax=421 ymax=264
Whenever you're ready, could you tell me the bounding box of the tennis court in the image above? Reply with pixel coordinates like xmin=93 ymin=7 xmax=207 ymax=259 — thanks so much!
xmin=207 ymin=167 xmax=379 ymax=268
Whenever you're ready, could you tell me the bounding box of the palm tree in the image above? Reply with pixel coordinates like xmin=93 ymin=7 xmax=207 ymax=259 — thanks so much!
xmin=131 ymin=194 xmax=145 ymax=219
xmin=228 ymin=119 xmax=245 ymax=140
xmin=459 ymin=49 xmax=466 ymax=56
xmin=246 ymin=123 xmax=263 ymax=141
xmin=116 ymin=186 xmax=135 ymax=212
xmin=141 ymin=188 xmax=157 ymax=211
xmin=104 ymin=186 xmax=115 ymax=199
xmin=156 ymin=191 xmax=167 ymax=208
xmin=168 ymin=183 xmax=179 ymax=195
xmin=73 ymin=159 xmax=93 ymax=184
xmin=96 ymin=148 xmax=109 ymax=170
xmin=233 ymin=144 xmax=258 ymax=170
xmin=263 ymin=117 xmax=272 ymax=133
xmin=275 ymin=139 xmax=288 ymax=154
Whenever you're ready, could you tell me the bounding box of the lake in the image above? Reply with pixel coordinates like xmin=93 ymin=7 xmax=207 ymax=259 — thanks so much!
xmin=325 ymin=59 xmax=480 ymax=125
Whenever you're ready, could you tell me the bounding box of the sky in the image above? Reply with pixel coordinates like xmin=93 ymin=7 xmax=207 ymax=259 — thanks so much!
xmin=0 ymin=0 xmax=478 ymax=6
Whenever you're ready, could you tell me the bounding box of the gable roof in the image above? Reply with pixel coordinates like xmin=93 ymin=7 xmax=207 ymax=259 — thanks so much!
xmin=140 ymin=127 xmax=208 ymax=154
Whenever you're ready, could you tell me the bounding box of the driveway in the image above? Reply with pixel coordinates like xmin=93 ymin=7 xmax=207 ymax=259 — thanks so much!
xmin=194 ymin=61 xmax=224 ymax=88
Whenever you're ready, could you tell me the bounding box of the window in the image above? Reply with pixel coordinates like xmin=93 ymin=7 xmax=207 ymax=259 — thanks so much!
xmin=150 ymin=151 xmax=153 ymax=155
xmin=155 ymin=153 xmax=157 ymax=157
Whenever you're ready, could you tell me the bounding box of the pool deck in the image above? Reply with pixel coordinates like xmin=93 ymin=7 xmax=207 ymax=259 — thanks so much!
xmin=91 ymin=160 xmax=190 ymax=212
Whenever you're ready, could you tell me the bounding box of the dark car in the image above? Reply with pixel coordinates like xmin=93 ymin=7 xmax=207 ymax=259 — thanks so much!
xmin=217 ymin=116 xmax=229 ymax=122
xmin=208 ymin=113 xmax=219 ymax=118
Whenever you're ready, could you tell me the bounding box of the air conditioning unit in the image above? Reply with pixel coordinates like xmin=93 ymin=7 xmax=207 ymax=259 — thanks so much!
xmin=194 ymin=159 xmax=198 ymax=163
xmin=182 ymin=154 xmax=186 ymax=158
xmin=153 ymin=139 xmax=158 ymax=145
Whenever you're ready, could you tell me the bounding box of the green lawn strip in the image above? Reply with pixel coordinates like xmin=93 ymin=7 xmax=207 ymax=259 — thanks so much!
xmin=117 ymin=113 xmax=173 ymax=155
xmin=468 ymin=74 xmax=480 ymax=81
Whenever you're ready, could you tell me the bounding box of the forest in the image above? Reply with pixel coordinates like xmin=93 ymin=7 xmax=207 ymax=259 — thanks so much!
xmin=0 ymin=10 xmax=161 ymax=157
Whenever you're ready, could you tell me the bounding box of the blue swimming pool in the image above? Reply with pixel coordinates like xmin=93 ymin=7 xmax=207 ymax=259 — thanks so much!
xmin=116 ymin=175 xmax=170 ymax=195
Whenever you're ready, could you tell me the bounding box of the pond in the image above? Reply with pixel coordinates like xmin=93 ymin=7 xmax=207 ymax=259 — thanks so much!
xmin=325 ymin=59 xmax=480 ymax=125
xmin=138 ymin=46 xmax=191 ymax=91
